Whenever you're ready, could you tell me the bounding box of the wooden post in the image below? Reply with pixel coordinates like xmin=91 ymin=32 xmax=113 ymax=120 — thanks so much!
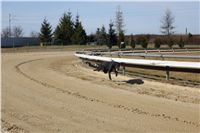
xmin=122 ymin=66 xmax=125 ymax=75
xmin=118 ymin=53 xmax=120 ymax=58
xmin=166 ymin=66 xmax=170 ymax=80
xmin=172 ymin=48 xmax=174 ymax=53
xmin=186 ymin=48 xmax=189 ymax=53
xmin=145 ymin=49 xmax=147 ymax=54
xmin=161 ymin=54 xmax=164 ymax=60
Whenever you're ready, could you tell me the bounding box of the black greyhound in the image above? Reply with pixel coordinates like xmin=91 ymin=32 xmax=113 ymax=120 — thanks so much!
xmin=94 ymin=60 xmax=120 ymax=80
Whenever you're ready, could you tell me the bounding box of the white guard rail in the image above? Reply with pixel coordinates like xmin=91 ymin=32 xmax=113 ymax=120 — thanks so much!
xmin=75 ymin=53 xmax=200 ymax=70
xmin=75 ymin=53 xmax=200 ymax=80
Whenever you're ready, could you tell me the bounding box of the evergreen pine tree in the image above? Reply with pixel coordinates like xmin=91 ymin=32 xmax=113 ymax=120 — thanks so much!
xmin=39 ymin=18 xmax=53 ymax=45
xmin=71 ymin=14 xmax=87 ymax=45
xmin=107 ymin=21 xmax=117 ymax=49
xmin=178 ymin=36 xmax=185 ymax=48
xmin=95 ymin=28 xmax=101 ymax=45
xmin=130 ymin=34 xmax=136 ymax=49
xmin=54 ymin=12 xmax=74 ymax=45
xmin=87 ymin=34 xmax=95 ymax=43
xmin=99 ymin=25 xmax=107 ymax=45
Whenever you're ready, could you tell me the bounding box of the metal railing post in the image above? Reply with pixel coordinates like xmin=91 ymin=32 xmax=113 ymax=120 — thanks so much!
xmin=166 ymin=66 xmax=170 ymax=80
xmin=122 ymin=66 xmax=125 ymax=75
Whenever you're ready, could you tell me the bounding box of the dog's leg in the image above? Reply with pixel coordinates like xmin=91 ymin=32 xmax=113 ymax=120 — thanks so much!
xmin=108 ymin=72 xmax=112 ymax=80
xmin=115 ymin=69 xmax=118 ymax=77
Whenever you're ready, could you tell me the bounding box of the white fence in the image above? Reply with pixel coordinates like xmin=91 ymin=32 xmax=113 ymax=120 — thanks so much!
xmin=75 ymin=53 xmax=200 ymax=80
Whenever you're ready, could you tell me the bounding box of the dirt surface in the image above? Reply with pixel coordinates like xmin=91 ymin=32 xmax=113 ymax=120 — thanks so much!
xmin=1 ymin=51 xmax=200 ymax=133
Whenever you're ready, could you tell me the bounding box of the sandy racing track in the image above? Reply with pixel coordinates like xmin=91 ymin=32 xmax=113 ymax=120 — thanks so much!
xmin=1 ymin=51 xmax=200 ymax=132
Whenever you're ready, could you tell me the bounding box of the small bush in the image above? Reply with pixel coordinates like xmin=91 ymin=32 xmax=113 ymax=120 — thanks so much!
xmin=130 ymin=39 xmax=136 ymax=49
xmin=178 ymin=36 xmax=185 ymax=48
xmin=161 ymin=37 xmax=167 ymax=45
xmin=154 ymin=38 xmax=162 ymax=49
xmin=141 ymin=40 xmax=148 ymax=49
xmin=129 ymin=35 xmax=136 ymax=49
xmin=136 ymin=36 xmax=148 ymax=49
xmin=188 ymin=32 xmax=193 ymax=38
xmin=166 ymin=37 xmax=174 ymax=49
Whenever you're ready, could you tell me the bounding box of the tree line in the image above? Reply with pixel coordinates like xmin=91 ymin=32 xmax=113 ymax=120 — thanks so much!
xmin=93 ymin=6 xmax=126 ymax=49
xmin=2 ymin=7 xmax=198 ymax=48
xmin=39 ymin=7 xmax=193 ymax=49
xmin=40 ymin=12 xmax=87 ymax=45
xmin=1 ymin=26 xmax=23 ymax=38
xmin=39 ymin=6 xmax=125 ymax=48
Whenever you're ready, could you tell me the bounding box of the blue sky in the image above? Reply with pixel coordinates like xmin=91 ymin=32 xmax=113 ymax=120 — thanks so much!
xmin=2 ymin=1 xmax=199 ymax=36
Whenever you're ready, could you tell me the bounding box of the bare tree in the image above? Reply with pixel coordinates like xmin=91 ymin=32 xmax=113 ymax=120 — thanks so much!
xmin=1 ymin=27 xmax=10 ymax=38
xmin=115 ymin=5 xmax=124 ymax=35
xmin=161 ymin=9 xmax=175 ymax=36
xmin=13 ymin=26 xmax=23 ymax=37
xmin=30 ymin=31 xmax=39 ymax=38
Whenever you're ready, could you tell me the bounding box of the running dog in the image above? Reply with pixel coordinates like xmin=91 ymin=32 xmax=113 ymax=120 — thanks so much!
xmin=94 ymin=60 xmax=120 ymax=80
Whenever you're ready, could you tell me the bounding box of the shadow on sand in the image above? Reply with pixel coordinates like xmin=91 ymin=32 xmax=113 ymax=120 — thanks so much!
xmin=124 ymin=79 xmax=144 ymax=85
xmin=114 ymin=79 xmax=144 ymax=85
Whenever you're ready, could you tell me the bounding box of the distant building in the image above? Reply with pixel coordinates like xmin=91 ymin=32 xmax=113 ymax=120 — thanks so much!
xmin=1 ymin=37 xmax=40 ymax=48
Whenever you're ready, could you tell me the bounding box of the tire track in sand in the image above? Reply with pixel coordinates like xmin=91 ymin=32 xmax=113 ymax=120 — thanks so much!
xmin=15 ymin=58 xmax=200 ymax=128
xmin=1 ymin=119 xmax=29 ymax=133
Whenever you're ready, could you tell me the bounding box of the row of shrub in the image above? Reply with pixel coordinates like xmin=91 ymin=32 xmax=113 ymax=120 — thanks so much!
xmin=153 ymin=36 xmax=186 ymax=49
xmin=119 ymin=35 xmax=188 ymax=49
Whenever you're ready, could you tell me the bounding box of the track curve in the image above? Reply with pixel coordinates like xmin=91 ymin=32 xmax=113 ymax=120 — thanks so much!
xmin=2 ymin=51 xmax=200 ymax=132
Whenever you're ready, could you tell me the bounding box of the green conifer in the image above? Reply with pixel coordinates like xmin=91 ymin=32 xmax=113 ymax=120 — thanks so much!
xmin=39 ymin=18 xmax=53 ymax=45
